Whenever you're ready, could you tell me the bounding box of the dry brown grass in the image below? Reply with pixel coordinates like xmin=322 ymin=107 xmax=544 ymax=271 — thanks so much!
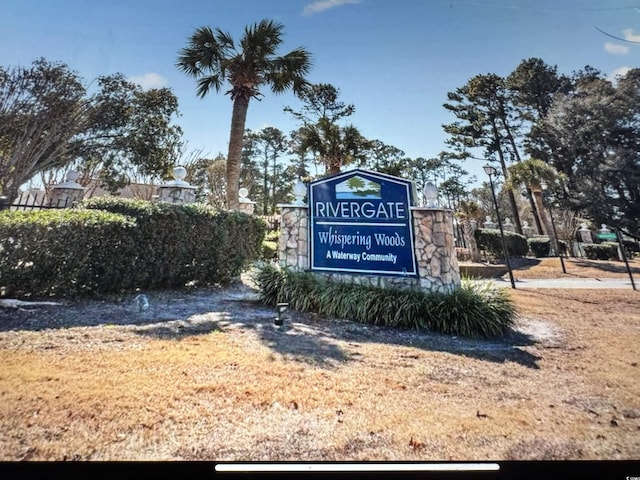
xmin=503 ymin=257 xmax=640 ymax=279
xmin=0 ymin=261 xmax=639 ymax=461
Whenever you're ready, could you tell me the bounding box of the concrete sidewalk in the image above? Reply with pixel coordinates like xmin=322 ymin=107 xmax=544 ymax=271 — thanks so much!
xmin=488 ymin=277 xmax=636 ymax=289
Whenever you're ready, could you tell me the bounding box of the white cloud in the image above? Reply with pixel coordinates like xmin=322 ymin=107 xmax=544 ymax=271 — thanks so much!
xmin=303 ymin=0 xmax=361 ymax=16
xmin=623 ymin=29 xmax=640 ymax=43
xmin=608 ymin=66 xmax=631 ymax=83
xmin=604 ymin=42 xmax=629 ymax=54
xmin=127 ymin=72 xmax=167 ymax=90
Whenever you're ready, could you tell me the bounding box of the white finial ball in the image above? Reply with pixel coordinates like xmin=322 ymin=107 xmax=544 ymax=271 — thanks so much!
xmin=173 ymin=166 xmax=187 ymax=181
xmin=239 ymin=187 xmax=249 ymax=199
xmin=66 ymin=170 xmax=80 ymax=183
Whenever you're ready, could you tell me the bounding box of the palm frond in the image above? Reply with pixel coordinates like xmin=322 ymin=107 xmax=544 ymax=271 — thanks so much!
xmin=196 ymin=75 xmax=224 ymax=98
xmin=178 ymin=20 xmax=311 ymax=104
xmin=176 ymin=26 xmax=233 ymax=80
xmin=266 ymin=48 xmax=313 ymax=95
xmin=214 ymin=28 xmax=236 ymax=51
xmin=243 ymin=20 xmax=284 ymax=56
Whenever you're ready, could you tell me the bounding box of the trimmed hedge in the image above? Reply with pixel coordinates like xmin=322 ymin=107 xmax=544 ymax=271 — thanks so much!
xmin=527 ymin=237 xmax=568 ymax=258
xmin=0 ymin=209 xmax=137 ymax=297
xmin=262 ymin=240 xmax=278 ymax=260
xmin=527 ymin=237 xmax=550 ymax=258
xmin=475 ymin=228 xmax=528 ymax=259
xmin=582 ymin=242 xmax=619 ymax=261
xmin=81 ymin=197 xmax=266 ymax=288
xmin=0 ymin=198 xmax=266 ymax=297
xmin=253 ymin=263 xmax=517 ymax=339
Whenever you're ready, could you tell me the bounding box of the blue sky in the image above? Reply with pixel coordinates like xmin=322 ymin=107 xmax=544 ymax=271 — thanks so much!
xmin=1 ymin=0 xmax=639 ymax=185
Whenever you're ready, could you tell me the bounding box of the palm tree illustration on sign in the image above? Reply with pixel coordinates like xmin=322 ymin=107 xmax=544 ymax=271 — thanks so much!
xmin=335 ymin=176 xmax=381 ymax=199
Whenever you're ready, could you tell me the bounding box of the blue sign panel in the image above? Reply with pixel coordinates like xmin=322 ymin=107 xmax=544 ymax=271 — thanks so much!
xmin=309 ymin=169 xmax=418 ymax=277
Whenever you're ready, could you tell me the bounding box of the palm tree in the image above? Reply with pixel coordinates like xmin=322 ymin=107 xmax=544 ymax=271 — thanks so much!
xmin=296 ymin=117 xmax=368 ymax=175
xmin=177 ymin=20 xmax=312 ymax=210
xmin=506 ymin=158 xmax=561 ymax=255
xmin=456 ymin=200 xmax=482 ymax=263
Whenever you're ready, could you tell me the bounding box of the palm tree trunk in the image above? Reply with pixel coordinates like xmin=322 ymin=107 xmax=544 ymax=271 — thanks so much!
xmin=327 ymin=156 xmax=341 ymax=175
xmin=461 ymin=218 xmax=482 ymax=262
xmin=501 ymin=112 xmax=545 ymax=232
xmin=226 ymin=96 xmax=250 ymax=211
xmin=491 ymin=121 xmax=523 ymax=235
xmin=532 ymin=190 xmax=559 ymax=255
xmin=526 ymin=188 xmax=544 ymax=234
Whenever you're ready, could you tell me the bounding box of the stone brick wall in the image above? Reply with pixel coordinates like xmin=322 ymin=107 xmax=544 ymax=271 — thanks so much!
xmin=411 ymin=207 xmax=461 ymax=293
xmin=278 ymin=205 xmax=309 ymax=271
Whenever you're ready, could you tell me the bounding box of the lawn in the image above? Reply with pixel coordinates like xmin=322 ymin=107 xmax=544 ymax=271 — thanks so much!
xmin=0 ymin=260 xmax=638 ymax=461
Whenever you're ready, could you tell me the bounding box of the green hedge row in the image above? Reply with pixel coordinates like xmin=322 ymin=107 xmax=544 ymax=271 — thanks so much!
xmin=0 ymin=198 xmax=266 ymax=297
xmin=527 ymin=237 xmax=550 ymax=257
xmin=527 ymin=237 xmax=568 ymax=258
xmin=474 ymin=228 xmax=529 ymax=259
xmin=582 ymin=242 xmax=619 ymax=261
xmin=253 ymin=263 xmax=517 ymax=339
xmin=0 ymin=209 xmax=137 ymax=297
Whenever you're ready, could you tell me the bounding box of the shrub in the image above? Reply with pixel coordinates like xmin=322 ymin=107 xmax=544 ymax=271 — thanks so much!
xmin=252 ymin=263 xmax=517 ymax=339
xmin=558 ymin=240 xmax=568 ymax=255
xmin=622 ymin=239 xmax=639 ymax=258
xmin=0 ymin=198 xmax=267 ymax=297
xmin=475 ymin=228 xmax=528 ymax=259
xmin=265 ymin=230 xmax=280 ymax=243
xmin=527 ymin=237 xmax=568 ymax=257
xmin=81 ymin=197 xmax=266 ymax=288
xmin=262 ymin=240 xmax=278 ymax=260
xmin=528 ymin=237 xmax=550 ymax=258
xmin=582 ymin=242 xmax=619 ymax=261
xmin=0 ymin=209 xmax=137 ymax=297
xmin=261 ymin=230 xmax=280 ymax=260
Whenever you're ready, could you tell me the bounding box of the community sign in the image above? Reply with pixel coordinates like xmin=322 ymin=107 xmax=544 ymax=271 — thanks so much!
xmin=309 ymin=169 xmax=418 ymax=277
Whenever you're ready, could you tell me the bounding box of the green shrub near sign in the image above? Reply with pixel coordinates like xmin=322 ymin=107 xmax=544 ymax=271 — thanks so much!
xmin=82 ymin=197 xmax=266 ymax=288
xmin=253 ymin=263 xmax=517 ymax=339
xmin=474 ymin=228 xmax=529 ymax=259
xmin=261 ymin=230 xmax=279 ymax=261
xmin=0 ymin=209 xmax=138 ymax=297
xmin=0 ymin=199 xmax=266 ymax=297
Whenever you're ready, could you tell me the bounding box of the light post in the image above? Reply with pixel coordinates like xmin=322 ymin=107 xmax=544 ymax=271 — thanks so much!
xmin=541 ymin=181 xmax=567 ymax=274
xmin=483 ymin=164 xmax=516 ymax=289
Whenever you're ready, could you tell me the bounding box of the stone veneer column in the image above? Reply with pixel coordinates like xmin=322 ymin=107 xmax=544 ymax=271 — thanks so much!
xmin=277 ymin=204 xmax=309 ymax=271
xmin=156 ymin=166 xmax=196 ymax=204
xmin=411 ymin=207 xmax=461 ymax=293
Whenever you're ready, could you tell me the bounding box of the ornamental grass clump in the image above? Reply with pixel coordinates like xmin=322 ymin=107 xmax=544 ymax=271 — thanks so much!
xmin=252 ymin=263 xmax=517 ymax=339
